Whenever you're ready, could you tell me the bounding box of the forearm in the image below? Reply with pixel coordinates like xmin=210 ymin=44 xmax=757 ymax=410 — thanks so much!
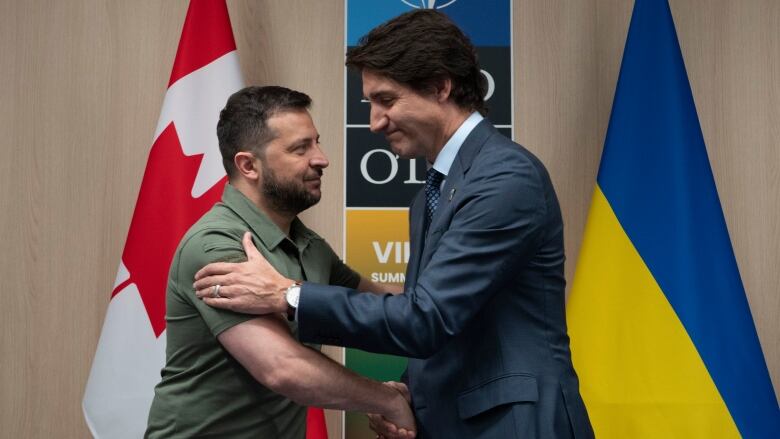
xmin=219 ymin=316 xmax=404 ymax=417
xmin=299 ymin=283 xmax=445 ymax=358
xmin=358 ymin=277 xmax=404 ymax=295
xmin=272 ymin=343 xmax=402 ymax=414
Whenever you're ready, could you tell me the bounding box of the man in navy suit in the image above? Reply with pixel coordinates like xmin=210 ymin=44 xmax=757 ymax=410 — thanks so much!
xmin=194 ymin=10 xmax=593 ymax=439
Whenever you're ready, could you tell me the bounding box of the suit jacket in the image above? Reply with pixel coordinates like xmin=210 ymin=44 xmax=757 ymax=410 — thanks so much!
xmin=299 ymin=120 xmax=593 ymax=438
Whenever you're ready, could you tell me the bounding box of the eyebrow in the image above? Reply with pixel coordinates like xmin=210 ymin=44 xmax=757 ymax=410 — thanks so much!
xmin=365 ymin=91 xmax=395 ymax=101
xmin=288 ymin=134 xmax=320 ymax=147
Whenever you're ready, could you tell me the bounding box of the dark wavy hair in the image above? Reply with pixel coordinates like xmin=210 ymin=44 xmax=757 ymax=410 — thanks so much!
xmin=346 ymin=9 xmax=486 ymax=114
xmin=217 ymin=86 xmax=311 ymax=178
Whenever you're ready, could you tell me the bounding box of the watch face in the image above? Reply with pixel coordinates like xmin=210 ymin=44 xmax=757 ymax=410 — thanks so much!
xmin=287 ymin=285 xmax=301 ymax=308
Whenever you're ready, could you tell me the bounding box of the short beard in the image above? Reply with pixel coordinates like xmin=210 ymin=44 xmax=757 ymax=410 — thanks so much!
xmin=261 ymin=162 xmax=320 ymax=215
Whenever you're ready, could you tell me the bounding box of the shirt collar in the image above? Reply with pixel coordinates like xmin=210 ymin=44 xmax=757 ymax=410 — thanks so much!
xmin=432 ymin=111 xmax=484 ymax=176
xmin=221 ymin=184 xmax=317 ymax=252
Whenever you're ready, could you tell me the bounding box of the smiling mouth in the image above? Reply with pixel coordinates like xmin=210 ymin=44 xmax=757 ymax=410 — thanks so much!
xmin=305 ymin=169 xmax=323 ymax=181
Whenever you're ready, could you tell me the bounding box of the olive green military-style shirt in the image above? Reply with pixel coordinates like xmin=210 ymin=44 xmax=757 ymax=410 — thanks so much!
xmin=145 ymin=184 xmax=360 ymax=439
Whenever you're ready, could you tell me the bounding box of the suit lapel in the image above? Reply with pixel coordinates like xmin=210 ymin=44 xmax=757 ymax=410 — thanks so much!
xmin=425 ymin=119 xmax=495 ymax=238
xmin=405 ymin=190 xmax=426 ymax=288
xmin=454 ymin=118 xmax=495 ymax=175
xmin=408 ymin=119 xmax=497 ymax=283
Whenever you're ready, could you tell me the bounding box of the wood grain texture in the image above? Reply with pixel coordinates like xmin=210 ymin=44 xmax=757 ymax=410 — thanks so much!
xmin=1 ymin=1 xmax=184 ymax=437
xmin=669 ymin=0 xmax=780 ymax=399
xmin=0 ymin=1 xmax=776 ymax=437
xmin=514 ymin=0 xmax=633 ymax=295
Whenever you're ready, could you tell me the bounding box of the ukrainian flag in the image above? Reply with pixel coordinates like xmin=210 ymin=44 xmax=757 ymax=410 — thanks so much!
xmin=567 ymin=0 xmax=780 ymax=437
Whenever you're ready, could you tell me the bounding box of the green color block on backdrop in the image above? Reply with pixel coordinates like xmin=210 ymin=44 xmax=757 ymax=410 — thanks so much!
xmin=346 ymin=348 xmax=407 ymax=381
xmin=345 ymin=349 xmax=407 ymax=438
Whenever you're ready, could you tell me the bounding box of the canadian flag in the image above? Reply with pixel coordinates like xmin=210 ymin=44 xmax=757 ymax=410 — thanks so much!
xmin=82 ymin=1 xmax=328 ymax=438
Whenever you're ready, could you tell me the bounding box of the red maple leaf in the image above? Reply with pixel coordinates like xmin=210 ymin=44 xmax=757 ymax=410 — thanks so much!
xmin=112 ymin=123 xmax=226 ymax=337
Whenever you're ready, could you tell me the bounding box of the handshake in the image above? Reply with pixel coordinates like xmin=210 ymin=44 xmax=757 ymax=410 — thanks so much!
xmin=368 ymin=381 xmax=417 ymax=439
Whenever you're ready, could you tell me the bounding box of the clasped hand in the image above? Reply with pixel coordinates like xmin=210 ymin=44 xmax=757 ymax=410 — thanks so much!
xmin=372 ymin=381 xmax=416 ymax=439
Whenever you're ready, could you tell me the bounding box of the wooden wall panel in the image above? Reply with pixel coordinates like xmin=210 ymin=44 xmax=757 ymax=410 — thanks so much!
xmin=669 ymin=0 xmax=780 ymax=395
xmin=0 ymin=1 xmax=776 ymax=437
xmin=515 ymin=0 xmax=633 ymax=296
xmin=0 ymin=1 xmax=184 ymax=437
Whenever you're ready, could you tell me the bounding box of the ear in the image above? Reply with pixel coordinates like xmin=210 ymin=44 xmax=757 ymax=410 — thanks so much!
xmin=233 ymin=151 xmax=260 ymax=181
xmin=434 ymin=78 xmax=453 ymax=103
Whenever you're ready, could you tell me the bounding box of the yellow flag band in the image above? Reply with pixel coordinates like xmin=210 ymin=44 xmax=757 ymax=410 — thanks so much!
xmin=567 ymin=186 xmax=740 ymax=438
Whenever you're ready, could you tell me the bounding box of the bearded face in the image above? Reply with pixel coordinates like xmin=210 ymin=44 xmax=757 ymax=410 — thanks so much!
xmin=261 ymin=159 xmax=322 ymax=215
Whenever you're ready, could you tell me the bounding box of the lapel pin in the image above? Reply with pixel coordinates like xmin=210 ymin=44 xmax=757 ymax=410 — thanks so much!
xmin=449 ymin=188 xmax=456 ymax=201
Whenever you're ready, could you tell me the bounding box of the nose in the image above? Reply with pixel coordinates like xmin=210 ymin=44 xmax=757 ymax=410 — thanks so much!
xmin=369 ymin=105 xmax=388 ymax=133
xmin=310 ymin=143 xmax=329 ymax=169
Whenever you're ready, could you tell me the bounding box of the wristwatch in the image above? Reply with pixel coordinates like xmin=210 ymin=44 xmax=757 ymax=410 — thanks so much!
xmin=285 ymin=281 xmax=302 ymax=321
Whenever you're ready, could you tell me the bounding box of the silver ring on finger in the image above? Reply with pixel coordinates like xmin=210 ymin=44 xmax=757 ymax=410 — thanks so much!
xmin=212 ymin=284 xmax=221 ymax=298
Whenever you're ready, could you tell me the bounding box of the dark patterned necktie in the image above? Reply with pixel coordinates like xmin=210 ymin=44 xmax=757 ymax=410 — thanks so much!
xmin=425 ymin=168 xmax=445 ymax=225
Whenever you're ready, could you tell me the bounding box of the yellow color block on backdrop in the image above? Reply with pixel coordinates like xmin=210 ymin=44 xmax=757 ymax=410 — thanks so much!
xmin=567 ymin=187 xmax=740 ymax=439
xmin=346 ymin=209 xmax=409 ymax=285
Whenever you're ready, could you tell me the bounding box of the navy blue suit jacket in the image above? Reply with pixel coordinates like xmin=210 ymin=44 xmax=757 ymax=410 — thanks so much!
xmin=299 ymin=120 xmax=593 ymax=438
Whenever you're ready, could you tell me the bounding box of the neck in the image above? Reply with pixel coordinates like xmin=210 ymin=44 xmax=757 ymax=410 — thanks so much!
xmin=427 ymin=107 xmax=472 ymax=163
xmin=231 ymin=179 xmax=295 ymax=235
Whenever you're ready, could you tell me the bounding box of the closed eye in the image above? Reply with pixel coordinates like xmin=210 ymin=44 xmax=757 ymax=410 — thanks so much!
xmin=288 ymin=143 xmax=308 ymax=155
xmin=367 ymin=93 xmax=397 ymax=107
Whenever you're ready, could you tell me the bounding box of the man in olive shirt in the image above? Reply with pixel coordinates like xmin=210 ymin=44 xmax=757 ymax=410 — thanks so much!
xmin=145 ymin=86 xmax=414 ymax=438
